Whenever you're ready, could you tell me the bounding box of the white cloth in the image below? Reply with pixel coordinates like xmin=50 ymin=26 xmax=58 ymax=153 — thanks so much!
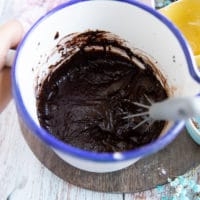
xmin=0 ymin=0 xmax=155 ymax=32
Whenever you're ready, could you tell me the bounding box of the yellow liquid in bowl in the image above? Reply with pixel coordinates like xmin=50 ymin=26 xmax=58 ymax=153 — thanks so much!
xmin=160 ymin=0 xmax=200 ymax=66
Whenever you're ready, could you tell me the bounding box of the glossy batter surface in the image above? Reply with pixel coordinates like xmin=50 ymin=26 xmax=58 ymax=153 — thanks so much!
xmin=37 ymin=31 xmax=167 ymax=152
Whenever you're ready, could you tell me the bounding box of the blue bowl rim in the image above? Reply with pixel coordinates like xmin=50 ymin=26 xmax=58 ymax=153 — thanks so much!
xmin=12 ymin=0 xmax=200 ymax=162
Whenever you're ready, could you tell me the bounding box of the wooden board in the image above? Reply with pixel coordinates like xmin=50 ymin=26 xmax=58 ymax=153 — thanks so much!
xmin=20 ymin=120 xmax=200 ymax=193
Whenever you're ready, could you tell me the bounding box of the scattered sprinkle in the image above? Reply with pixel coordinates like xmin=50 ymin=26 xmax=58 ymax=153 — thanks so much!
xmin=170 ymin=196 xmax=177 ymax=200
xmin=155 ymin=0 xmax=177 ymax=8
xmin=168 ymin=178 xmax=172 ymax=182
xmin=170 ymin=178 xmax=179 ymax=187
xmin=158 ymin=168 xmax=167 ymax=176
xmin=157 ymin=185 xmax=165 ymax=193
xmin=188 ymin=180 xmax=196 ymax=188
xmin=156 ymin=175 xmax=200 ymax=200
xmin=161 ymin=197 xmax=169 ymax=200
xmin=175 ymin=185 xmax=183 ymax=196
xmin=179 ymin=194 xmax=189 ymax=200
xmin=192 ymin=184 xmax=200 ymax=193
xmin=161 ymin=168 xmax=167 ymax=175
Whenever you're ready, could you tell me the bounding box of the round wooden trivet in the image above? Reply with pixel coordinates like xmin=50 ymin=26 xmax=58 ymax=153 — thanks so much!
xmin=20 ymin=121 xmax=200 ymax=193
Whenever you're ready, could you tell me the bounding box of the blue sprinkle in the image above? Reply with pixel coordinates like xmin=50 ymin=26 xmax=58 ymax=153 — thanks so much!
xmin=181 ymin=179 xmax=189 ymax=187
xmin=157 ymin=2 xmax=164 ymax=7
xmin=155 ymin=0 xmax=178 ymax=8
xmin=178 ymin=176 xmax=185 ymax=184
xmin=192 ymin=184 xmax=200 ymax=193
xmin=169 ymin=196 xmax=177 ymax=200
xmin=182 ymin=197 xmax=189 ymax=200
xmin=179 ymin=193 xmax=189 ymax=200
xmin=156 ymin=185 xmax=164 ymax=193
xmin=180 ymin=189 xmax=187 ymax=196
xmin=188 ymin=180 xmax=196 ymax=188
xmin=164 ymin=0 xmax=171 ymax=6
xmin=161 ymin=197 xmax=169 ymax=200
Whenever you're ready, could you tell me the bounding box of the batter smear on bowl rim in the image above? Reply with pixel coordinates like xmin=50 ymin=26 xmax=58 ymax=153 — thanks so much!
xmin=36 ymin=30 xmax=168 ymax=153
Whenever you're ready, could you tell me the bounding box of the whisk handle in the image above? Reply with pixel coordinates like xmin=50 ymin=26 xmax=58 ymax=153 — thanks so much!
xmin=149 ymin=97 xmax=200 ymax=121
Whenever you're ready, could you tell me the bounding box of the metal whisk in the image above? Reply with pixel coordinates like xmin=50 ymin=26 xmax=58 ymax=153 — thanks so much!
xmin=123 ymin=96 xmax=200 ymax=130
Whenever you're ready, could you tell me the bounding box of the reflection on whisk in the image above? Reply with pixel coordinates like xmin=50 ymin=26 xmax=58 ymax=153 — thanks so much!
xmin=123 ymin=96 xmax=200 ymax=130
xmin=123 ymin=94 xmax=155 ymax=130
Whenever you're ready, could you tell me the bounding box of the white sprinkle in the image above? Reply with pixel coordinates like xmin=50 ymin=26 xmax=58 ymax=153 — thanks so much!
xmin=158 ymin=167 xmax=167 ymax=176
xmin=175 ymin=185 xmax=183 ymax=196
xmin=161 ymin=168 xmax=167 ymax=175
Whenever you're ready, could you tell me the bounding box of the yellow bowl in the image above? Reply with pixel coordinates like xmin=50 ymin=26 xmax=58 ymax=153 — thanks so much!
xmin=160 ymin=0 xmax=200 ymax=67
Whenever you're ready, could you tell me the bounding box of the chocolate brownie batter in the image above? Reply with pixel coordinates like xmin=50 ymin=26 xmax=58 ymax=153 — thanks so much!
xmin=37 ymin=31 xmax=168 ymax=152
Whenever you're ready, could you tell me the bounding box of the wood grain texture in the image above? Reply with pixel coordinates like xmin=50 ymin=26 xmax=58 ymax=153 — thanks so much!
xmin=1 ymin=0 xmax=200 ymax=198
xmin=0 ymin=102 xmax=123 ymax=200
xmin=19 ymin=100 xmax=200 ymax=193
xmin=125 ymin=165 xmax=200 ymax=199
xmin=2 ymin=102 xmax=200 ymax=199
